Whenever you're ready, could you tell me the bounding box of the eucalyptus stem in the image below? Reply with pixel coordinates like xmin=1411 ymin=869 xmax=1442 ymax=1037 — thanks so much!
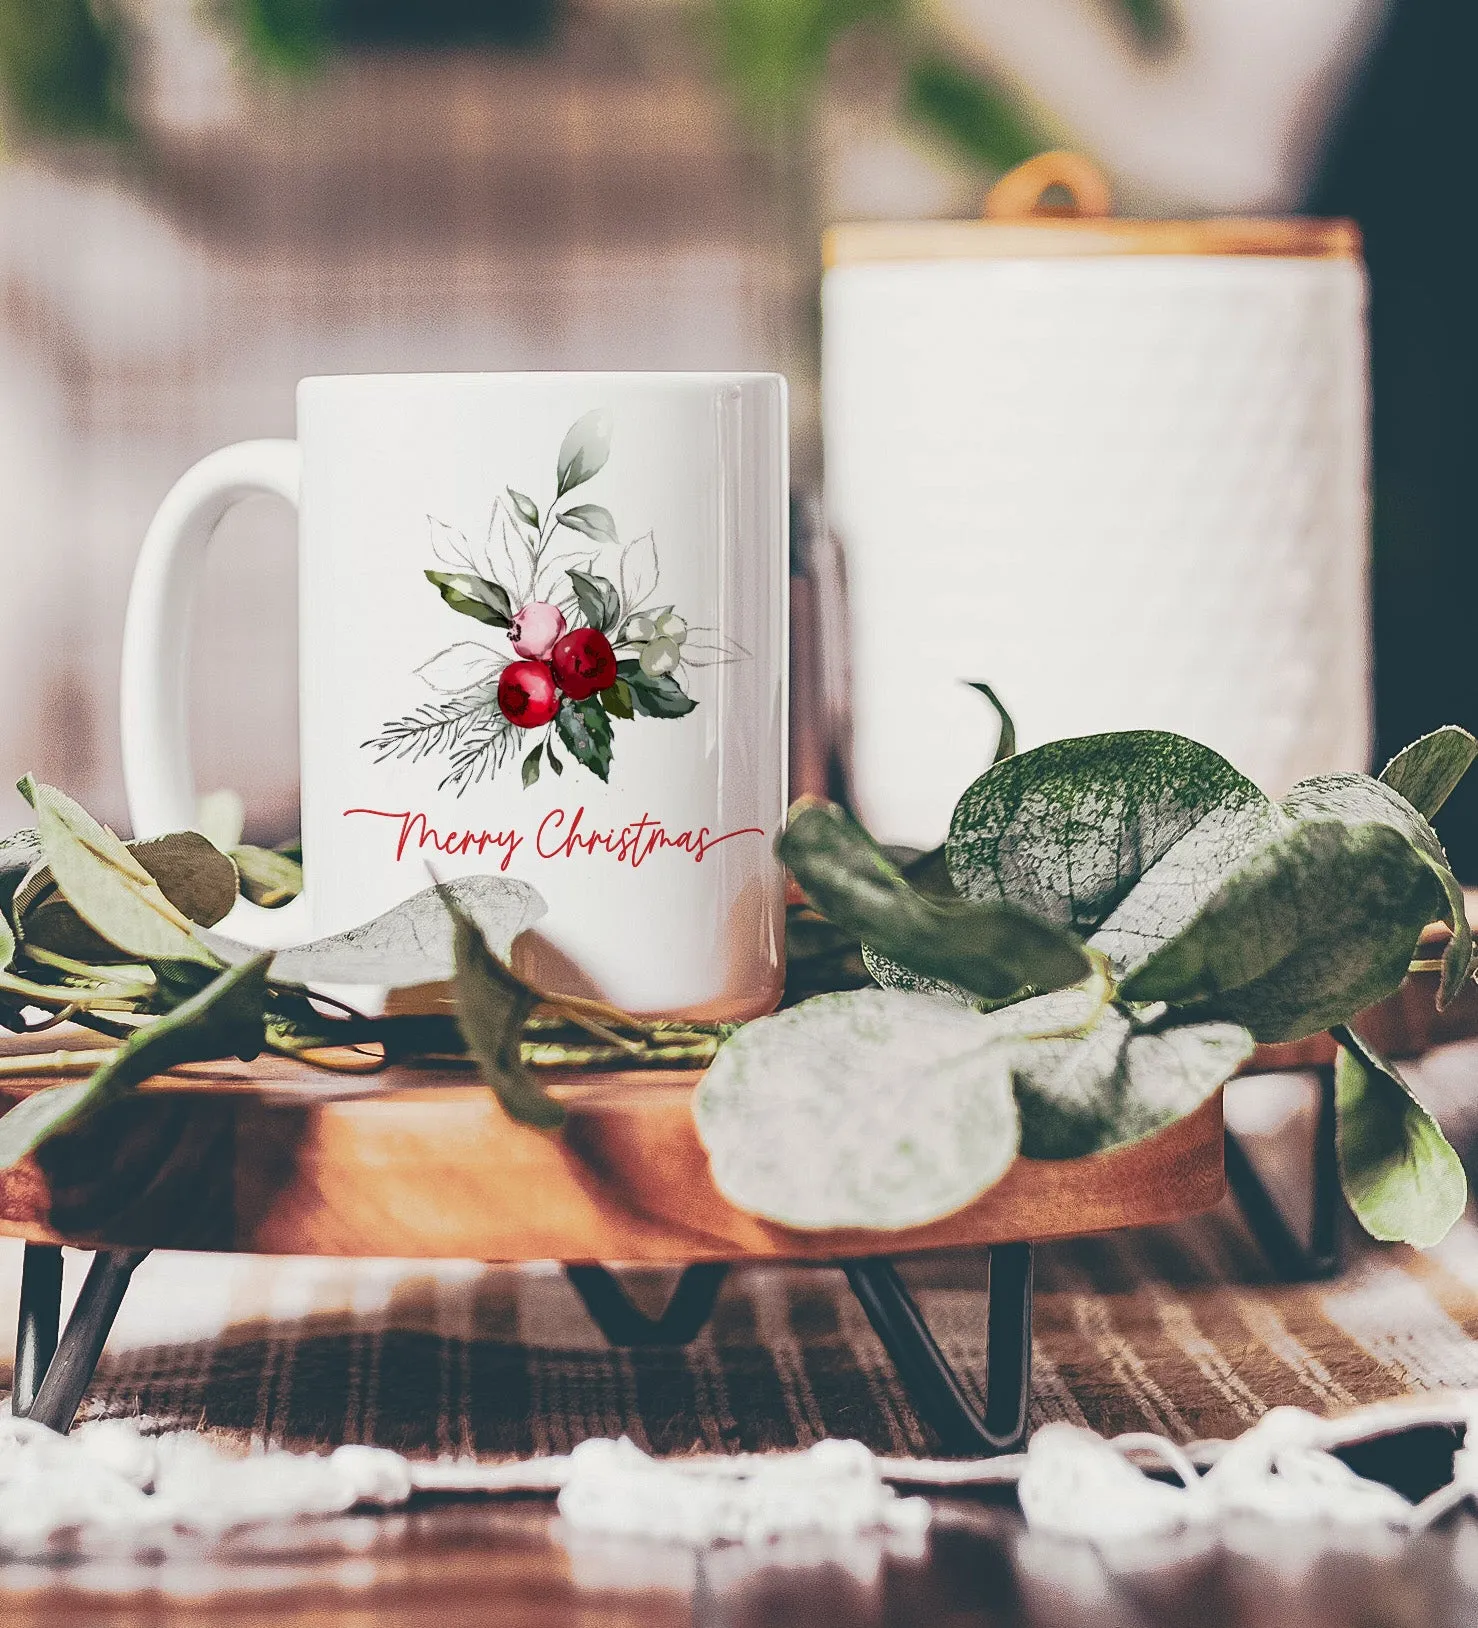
xmin=523 ymin=1038 xmax=722 ymax=1070
xmin=0 ymin=969 xmax=147 ymax=1012
xmin=0 ymin=1048 xmax=117 ymax=1078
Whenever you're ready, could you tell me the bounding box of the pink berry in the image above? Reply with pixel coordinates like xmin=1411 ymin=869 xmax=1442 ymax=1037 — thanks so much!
xmin=509 ymin=602 xmax=567 ymax=660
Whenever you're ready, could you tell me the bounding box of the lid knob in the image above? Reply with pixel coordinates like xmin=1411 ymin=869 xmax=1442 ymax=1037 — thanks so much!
xmin=983 ymin=151 xmax=1113 ymax=221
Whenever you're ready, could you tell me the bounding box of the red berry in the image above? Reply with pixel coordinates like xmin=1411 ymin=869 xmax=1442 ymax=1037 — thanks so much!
xmin=551 ymin=628 xmax=617 ymax=701
xmin=497 ymin=660 xmax=559 ymax=728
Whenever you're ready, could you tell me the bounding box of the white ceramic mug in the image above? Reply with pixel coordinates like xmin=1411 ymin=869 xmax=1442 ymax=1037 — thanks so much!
xmin=121 ymin=372 xmax=789 ymax=1019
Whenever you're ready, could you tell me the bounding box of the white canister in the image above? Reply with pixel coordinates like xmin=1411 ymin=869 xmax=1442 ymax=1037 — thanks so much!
xmin=823 ymin=153 xmax=1369 ymax=848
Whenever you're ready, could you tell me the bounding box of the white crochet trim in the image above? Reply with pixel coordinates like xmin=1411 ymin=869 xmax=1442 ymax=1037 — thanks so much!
xmin=2 ymin=1392 xmax=1477 ymax=1556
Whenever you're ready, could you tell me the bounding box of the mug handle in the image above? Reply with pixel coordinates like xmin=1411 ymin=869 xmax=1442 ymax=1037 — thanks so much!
xmin=120 ymin=439 xmax=310 ymax=948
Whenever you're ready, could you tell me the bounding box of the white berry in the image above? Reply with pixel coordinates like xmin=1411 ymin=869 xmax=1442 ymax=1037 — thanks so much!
xmin=640 ymin=636 xmax=681 ymax=677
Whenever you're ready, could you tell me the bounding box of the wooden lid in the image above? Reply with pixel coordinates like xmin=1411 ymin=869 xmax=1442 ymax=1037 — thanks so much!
xmin=824 ymin=150 xmax=1361 ymax=268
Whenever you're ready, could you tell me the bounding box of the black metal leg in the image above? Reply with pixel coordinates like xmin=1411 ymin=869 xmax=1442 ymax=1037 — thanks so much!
xmin=1225 ymin=1064 xmax=1342 ymax=1282
xmin=13 ymin=1243 xmax=62 ymax=1417
xmin=27 ymin=1250 xmax=147 ymax=1434
xmin=567 ymin=1263 xmax=730 ymax=1347
xmin=845 ymin=1242 xmax=1033 ymax=1457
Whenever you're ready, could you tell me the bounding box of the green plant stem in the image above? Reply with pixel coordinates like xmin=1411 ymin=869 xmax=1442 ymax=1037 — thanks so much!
xmin=0 ymin=1049 xmax=117 ymax=1079
xmin=0 ymin=969 xmax=146 ymax=1012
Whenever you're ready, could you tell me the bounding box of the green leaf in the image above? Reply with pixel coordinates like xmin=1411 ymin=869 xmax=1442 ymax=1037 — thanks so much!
xmin=522 ymin=742 xmax=543 ymax=789
xmin=693 ymin=988 xmax=1019 ymax=1230
xmin=127 ymin=833 xmax=239 ymax=927
xmin=205 ymin=876 xmax=547 ymax=988
xmin=556 ymin=409 xmax=612 ymax=497
xmin=617 ymin=661 xmax=698 ymax=719
xmin=567 ymin=567 xmax=622 ymax=633
xmin=546 ymin=738 xmax=564 ymax=776
xmin=780 ymin=799 xmax=1090 ymax=1003
xmin=23 ymin=778 xmax=216 ymax=967
xmin=966 ymin=680 xmax=1015 ymax=765
xmin=231 ymin=844 xmax=303 ymax=909
xmin=1334 ymin=1024 xmax=1466 ymax=1248
xmin=0 ymin=828 xmax=41 ymax=877
xmin=1114 ymin=0 xmax=1179 ymax=48
xmin=425 ymin=571 xmax=513 ymax=629
xmin=555 ymin=696 xmax=614 ymax=781
xmin=0 ymin=1083 xmax=96 ymax=1166
xmin=975 ymin=989 xmax=1253 ymax=1159
xmin=19 ymin=830 xmax=239 ymax=963
xmin=1283 ymin=773 xmax=1472 ymax=1007
xmin=447 ymin=899 xmax=564 ymax=1129
xmin=558 ymin=506 xmax=620 ymax=549
xmin=601 ymin=678 xmax=635 ymax=721
xmin=1120 ymin=820 xmax=1441 ymax=1042
xmin=946 ymin=731 xmax=1281 ymax=971
xmin=0 ymin=909 xmax=14 ymax=971
xmin=1379 ymin=727 xmax=1478 ymax=821
xmin=507 ymin=488 xmax=540 ymax=528
xmin=860 ymin=943 xmax=978 ymax=1007
xmin=0 ymin=953 xmax=272 ymax=1168
xmin=904 ymin=53 xmax=1044 ymax=174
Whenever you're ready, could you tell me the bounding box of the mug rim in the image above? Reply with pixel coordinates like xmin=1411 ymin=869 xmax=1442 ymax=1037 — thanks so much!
xmin=298 ymin=369 xmax=786 ymax=388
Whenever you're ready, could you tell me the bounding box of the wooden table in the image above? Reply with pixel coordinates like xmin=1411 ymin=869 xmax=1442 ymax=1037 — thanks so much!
xmin=0 ymin=1033 xmax=1225 ymax=1456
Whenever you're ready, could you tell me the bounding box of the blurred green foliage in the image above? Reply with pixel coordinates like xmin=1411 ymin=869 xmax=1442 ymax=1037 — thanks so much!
xmin=226 ymin=0 xmax=556 ymax=70
xmin=0 ymin=0 xmax=128 ymax=140
xmin=1116 ymin=0 xmax=1179 ymax=50
xmin=712 ymin=0 xmax=902 ymax=115
xmin=905 ymin=52 xmax=1041 ymax=174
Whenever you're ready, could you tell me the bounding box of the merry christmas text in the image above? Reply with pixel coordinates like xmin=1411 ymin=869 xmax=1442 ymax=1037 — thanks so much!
xmin=342 ymin=805 xmax=765 ymax=871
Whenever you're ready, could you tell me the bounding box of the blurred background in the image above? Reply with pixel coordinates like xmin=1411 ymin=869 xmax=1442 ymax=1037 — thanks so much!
xmin=0 ymin=0 xmax=1472 ymax=864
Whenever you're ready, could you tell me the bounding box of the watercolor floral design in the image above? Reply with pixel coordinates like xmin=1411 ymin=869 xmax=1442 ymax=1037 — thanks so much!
xmin=364 ymin=409 xmax=746 ymax=793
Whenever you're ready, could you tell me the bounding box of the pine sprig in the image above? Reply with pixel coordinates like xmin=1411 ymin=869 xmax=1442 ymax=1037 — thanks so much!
xmin=440 ymin=712 xmax=516 ymax=793
xmin=363 ymin=691 xmax=495 ymax=766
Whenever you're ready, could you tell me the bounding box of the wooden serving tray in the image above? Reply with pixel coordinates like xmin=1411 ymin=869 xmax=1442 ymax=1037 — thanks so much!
xmin=0 ymin=1032 xmax=1224 ymax=1263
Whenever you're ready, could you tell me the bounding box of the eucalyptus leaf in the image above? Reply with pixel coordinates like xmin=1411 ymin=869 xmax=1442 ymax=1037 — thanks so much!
xmin=522 ymin=743 xmax=543 ymax=789
xmin=424 ymin=570 xmax=513 ymax=630
xmin=127 ymin=833 xmax=239 ymax=927
xmin=448 ymin=899 xmax=563 ymax=1129
xmin=946 ymin=732 xmax=1282 ymax=974
xmin=1333 ymin=1024 xmax=1466 ymax=1248
xmin=1120 ymin=820 xmax=1441 ymax=1042
xmin=601 ymin=678 xmax=634 ymax=720
xmin=555 ymin=696 xmax=613 ymax=781
xmin=556 ymin=409 xmax=612 ymax=497
xmin=232 ymin=844 xmax=303 ymax=909
xmin=507 ymin=488 xmax=540 ymax=528
xmin=1283 ymin=773 xmax=1472 ymax=1006
xmin=0 ymin=952 xmax=272 ymax=1168
xmin=861 ymin=943 xmax=977 ymax=1008
xmin=19 ymin=831 xmax=239 ymax=964
xmin=693 ymin=988 xmax=1019 ymax=1230
xmin=1379 ymin=726 xmax=1478 ymax=821
xmin=567 ymin=567 xmax=621 ymax=633
xmin=204 ymin=876 xmax=547 ymax=988
xmin=22 ymin=777 xmax=216 ymax=967
xmin=779 ymin=799 xmax=1090 ymax=1003
xmin=558 ymin=505 xmax=620 ymax=549
xmin=616 ymin=661 xmax=698 ymax=719
xmin=0 ymin=828 xmax=42 ymax=878
xmin=976 ymin=989 xmax=1253 ymax=1159
xmin=966 ymin=680 xmax=1016 ymax=765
